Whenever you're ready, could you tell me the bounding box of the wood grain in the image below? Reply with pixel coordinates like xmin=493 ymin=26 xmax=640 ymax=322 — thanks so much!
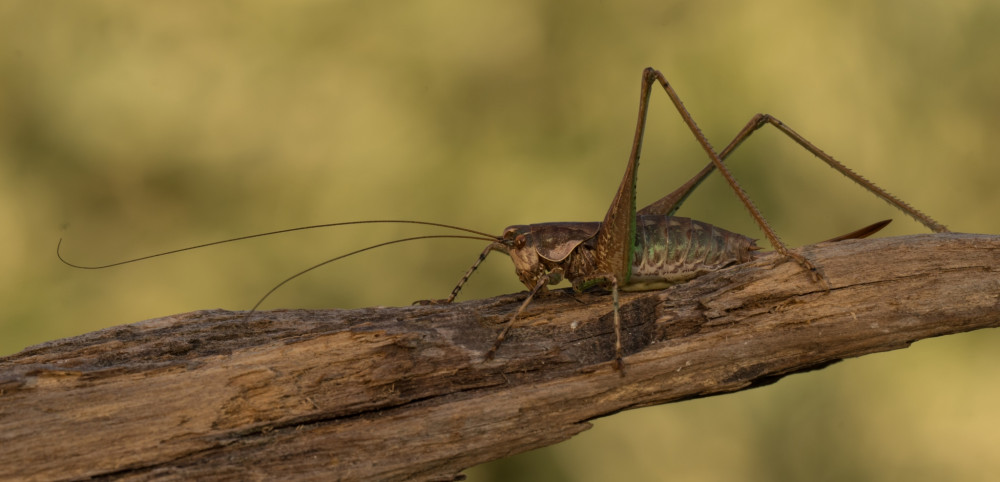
xmin=2 ymin=233 xmax=998 ymax=481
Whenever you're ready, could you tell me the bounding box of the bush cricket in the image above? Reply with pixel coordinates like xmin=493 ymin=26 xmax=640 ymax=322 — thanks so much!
xmin=59 ymin=67 xmax=949 ymax=374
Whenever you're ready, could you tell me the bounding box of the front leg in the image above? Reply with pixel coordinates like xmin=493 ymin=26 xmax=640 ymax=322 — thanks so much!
xmin=485 ymin=275 xmax=551 ymax=361
xmin=414 ymin=244 xmax=499 ymax=306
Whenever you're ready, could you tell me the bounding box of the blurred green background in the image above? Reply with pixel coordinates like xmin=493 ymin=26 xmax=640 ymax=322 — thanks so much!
xmin=2 ymin=1 xmax=998 ymax=480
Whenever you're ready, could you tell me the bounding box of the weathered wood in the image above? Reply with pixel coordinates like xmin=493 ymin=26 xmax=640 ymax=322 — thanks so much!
xmin=2 ymin=233 xmax=998 ymax=481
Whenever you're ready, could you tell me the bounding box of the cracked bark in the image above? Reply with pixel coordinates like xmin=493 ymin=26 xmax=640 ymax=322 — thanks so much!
xmin=2 ymin=233 xmax=998 ymax=481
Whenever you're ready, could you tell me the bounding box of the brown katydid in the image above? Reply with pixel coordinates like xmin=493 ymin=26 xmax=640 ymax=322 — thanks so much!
xmin=58 ymin=67 xmax=948 ymax=374
xmin=418 ymin=67 xmax=948 ymax=371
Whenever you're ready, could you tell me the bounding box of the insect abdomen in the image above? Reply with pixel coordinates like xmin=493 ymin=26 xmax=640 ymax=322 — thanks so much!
xmin=626 ymin=216 xmax=758 ymax=289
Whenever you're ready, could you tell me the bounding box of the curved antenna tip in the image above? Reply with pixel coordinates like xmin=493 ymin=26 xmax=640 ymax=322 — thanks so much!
xmin=56 ymin=237 xmax=81 ymax=268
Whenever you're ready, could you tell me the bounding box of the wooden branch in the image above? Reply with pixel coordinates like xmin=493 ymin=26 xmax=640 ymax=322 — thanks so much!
xmin=2 ymin=233 xmax=998 ymax=480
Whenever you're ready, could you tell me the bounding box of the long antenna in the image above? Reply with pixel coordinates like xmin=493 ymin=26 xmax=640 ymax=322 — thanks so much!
xmin=57 ymin=220 xmax=500 ymax=269
xmin=246 ymin=234 xmax=498 ymax=314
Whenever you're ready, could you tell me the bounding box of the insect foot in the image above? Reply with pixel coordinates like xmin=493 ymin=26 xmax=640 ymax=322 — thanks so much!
xmin=781 ymin=250 xmax=832 ymax=290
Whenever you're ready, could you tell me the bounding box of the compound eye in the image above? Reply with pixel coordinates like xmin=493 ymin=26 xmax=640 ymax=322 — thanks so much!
xmin=514 ymin=234 xmax=527 ymax=248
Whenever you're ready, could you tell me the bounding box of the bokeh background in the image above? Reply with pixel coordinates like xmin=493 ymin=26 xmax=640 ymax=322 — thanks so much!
xmin=2 ymin=1 xmax=998 ymax=480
